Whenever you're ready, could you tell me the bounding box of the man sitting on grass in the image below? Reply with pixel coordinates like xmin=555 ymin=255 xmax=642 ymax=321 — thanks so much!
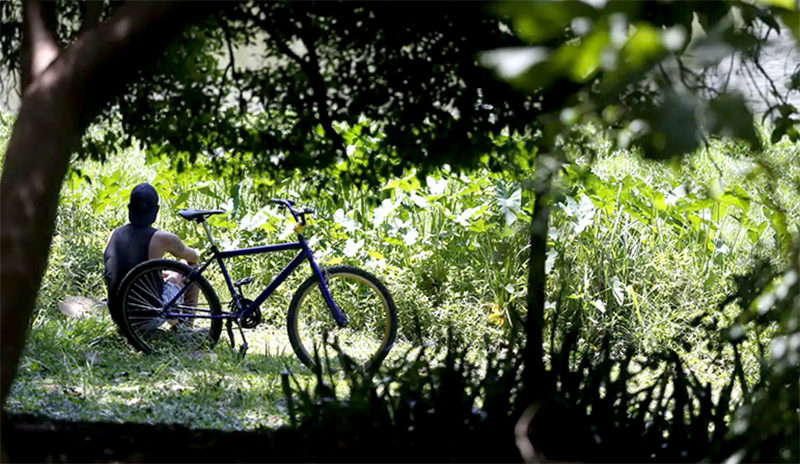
xmin=103 ymin=182 xmax=200 ymax=325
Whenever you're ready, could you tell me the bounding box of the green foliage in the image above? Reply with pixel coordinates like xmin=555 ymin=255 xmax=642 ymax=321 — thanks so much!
xmin=3 ymin=114 xmax=796 ymax=462
xmin=282 ymin=285 xmax=796 ymax=463
xmin=482 ymin=0 xmax=800 ymax=161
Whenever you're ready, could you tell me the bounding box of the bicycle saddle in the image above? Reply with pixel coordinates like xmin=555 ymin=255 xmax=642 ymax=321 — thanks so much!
xmin=178 ymin=209 xmax=226 ymax=222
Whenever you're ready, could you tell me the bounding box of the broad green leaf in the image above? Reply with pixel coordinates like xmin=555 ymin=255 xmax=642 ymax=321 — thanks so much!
xmin=718 ymin=193 xmax=749 ymax=213
xmin=384 ymin=236 xmax=405 ymax=247
xmin=545 ymin=248 xmax=557 ymax=274
xmin=174 ymin=191 xmax=191 ymax=208
xmin=711 ymin=201 xmax=729 ymax=223
xmin=456 ymin=206 xmax=480 ymax=227
xmin=372 ymin=199 xmax=396 ymax=226
xmin=426 ymin=176 xmax=448 ymax=196
xmin=622 ymin=22 xmax=663 ymax=68
xmin=494 ymin=1 xmax=596 ymax=43
xmin=496 ymin=182 xmax=522 ymax=226
xmin=758 ymin=0 xmax=796 ymax=10
xmin=333 ymin=209 xmax=358 ymax=232
xmin=409 ymin=191 xmax=429 ymax=209
xmin=768 ymin=208 xmax=789 ymax=249
xmin=403 ymin=228 xmax=419 ymax=247
xmin=747 ymin=220 xmax=769 ymax=244
xmin=704 ymin=271 xmax=720 ymax=289
xmin=780 ymin=10 xmax=800 ymax=44
xmin=343 ymin=238 xmax=364 ymax=258
xmin=652 ymin=192 xmax=667 ymax=211
xmin=574 ymin=195 xmax=596 ymax=234
xmin=383 ymin=179 xmax=400 ymax=191
xmin=676 ymin=198 xmax=715 ymax=213
xmin=469 ymin=219 xmax=494 ymax=233
xmin=571 ymin=29 xmax=609 ymax=82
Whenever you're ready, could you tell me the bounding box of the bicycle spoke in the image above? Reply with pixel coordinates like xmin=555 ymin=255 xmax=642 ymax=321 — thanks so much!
xmin=290 ymin=269 xmax=396 ymax=370
xmin=119 ymin=261 xmax=222 ymax=355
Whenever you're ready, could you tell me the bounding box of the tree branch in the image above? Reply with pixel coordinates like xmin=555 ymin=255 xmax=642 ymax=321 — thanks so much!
xmin=296 ymin=11 xmax=346 ymax=157
xmin=20 ymin=1 xmax=60 ymax=92
xmin=217 ymin=13 xmax=246 ymax=115
xmin=78 ymin=0 xmax=104 ymax=36
xmin=244 ymin=7 xmax=346 ymax=157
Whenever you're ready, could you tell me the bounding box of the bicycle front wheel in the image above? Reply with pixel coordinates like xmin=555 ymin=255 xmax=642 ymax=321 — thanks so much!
xmin=116 ymin=259 xmax=223 ymax=355
xmin=287 ymin=265 xmax=398 ymax=371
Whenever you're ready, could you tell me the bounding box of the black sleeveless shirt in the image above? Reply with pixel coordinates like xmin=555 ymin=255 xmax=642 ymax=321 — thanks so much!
xmin=103 ymin=224 xmax=158 ymax=301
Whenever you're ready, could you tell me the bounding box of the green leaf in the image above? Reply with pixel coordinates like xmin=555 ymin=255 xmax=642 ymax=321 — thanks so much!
xmin=780 ymin=10 xmax=800 ymax=44
xmin=708 ymin=94 xmax=761 ymax=151
xmin=758 ymin=0 xmax=797 ymax=10
xmin=174 ymin=191 xmax=191 ymax=208
xmin=711 ymin=201 xmax=729 ymax=223
xmin=769 ymin=209 xmax=789 ymax=249
xmin=403 ymin=228 xmax=419 ymax=247
xmin=383 ymin=179 xmax=400 ymax=191
xmin=574 ymin=195 xmax=596 ymax=234
xmin=747 ymin=220 xmax=769 ymax=244
xmin=384 ymin=237 xmax=405 ymax=247
xmin=494 ymin=1 xmax=596 ymax=43
xmin=570 ymin=30 xmax=609 ymax=82
xmin=545 ymin=248 xmax=557 ymax=274
xmin=495 ymin=182 xmax=522 ymax=226
xmin=456 ymin=205 xmax=484 ymax=227
xmin=622 ymin=22 xmax=663 ymax=69
xmin=468 ymin=219 xmax=493 ymax=233
xmin=343 ymin=238 xmax=364 ymax=258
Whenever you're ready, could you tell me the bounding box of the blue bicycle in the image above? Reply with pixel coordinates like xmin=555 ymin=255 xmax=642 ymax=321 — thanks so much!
xmin=114 ymin=198 xmax=398 ymax=370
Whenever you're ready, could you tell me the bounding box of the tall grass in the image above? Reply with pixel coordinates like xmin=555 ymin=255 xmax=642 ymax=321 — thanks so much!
xmin=2 ymin=114 xmax=796 ymax=431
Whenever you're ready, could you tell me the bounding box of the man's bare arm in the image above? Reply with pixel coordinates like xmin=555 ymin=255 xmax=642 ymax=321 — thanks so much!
xmin=152 ymin=231 xmax=200 ymax=264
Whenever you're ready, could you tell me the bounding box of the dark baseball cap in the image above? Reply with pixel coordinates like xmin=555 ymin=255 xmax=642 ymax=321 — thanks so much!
xmin=128 ymin=182 xmax=159 ymax=226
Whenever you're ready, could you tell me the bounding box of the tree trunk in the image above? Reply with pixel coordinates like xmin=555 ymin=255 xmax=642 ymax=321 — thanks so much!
xmin=523 ymin=175 xmax=550 ymax=399
xmin=523 ymin=151 xmax=560 ymax=402
xmin=0 ymin=1 xmax=216 ymax=413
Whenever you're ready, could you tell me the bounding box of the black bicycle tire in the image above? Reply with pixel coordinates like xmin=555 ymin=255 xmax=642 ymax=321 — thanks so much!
xmin=116 ymin=259 xmax=223 ymax=354
xmin=287 ymin=265 xmax=398 ymax=370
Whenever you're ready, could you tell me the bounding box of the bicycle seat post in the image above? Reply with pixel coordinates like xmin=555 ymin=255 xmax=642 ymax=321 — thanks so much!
xmin=200 ymin=221 xmax=218 ymax=252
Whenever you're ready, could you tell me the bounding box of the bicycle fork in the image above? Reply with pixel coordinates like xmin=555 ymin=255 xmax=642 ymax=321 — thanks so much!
xmin=305 ymin=245 xmax=348 ymax=328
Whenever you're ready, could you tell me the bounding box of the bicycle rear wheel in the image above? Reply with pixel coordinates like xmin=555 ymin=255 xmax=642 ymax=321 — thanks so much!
xmin=116 ymin=259 xmax=223 ymax=354
xmin=287 ymin=265 xmax=398 ymax=371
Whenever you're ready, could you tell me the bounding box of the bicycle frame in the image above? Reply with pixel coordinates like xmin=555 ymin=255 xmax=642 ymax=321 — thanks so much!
xmin=159 ymin=226 xmax=348 ymax=327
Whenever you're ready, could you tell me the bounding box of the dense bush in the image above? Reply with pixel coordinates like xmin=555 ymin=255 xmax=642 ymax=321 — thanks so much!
xmin=283 ymin=259 xmax=798 ymax=462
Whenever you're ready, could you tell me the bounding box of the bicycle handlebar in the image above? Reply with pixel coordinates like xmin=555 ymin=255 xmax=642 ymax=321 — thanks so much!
xmin=269 ymin=198 xmax=315 ymax=225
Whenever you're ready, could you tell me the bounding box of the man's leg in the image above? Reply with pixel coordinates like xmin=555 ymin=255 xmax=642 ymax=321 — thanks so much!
xmin=163 ymin=270 xmax=198 ymax=326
